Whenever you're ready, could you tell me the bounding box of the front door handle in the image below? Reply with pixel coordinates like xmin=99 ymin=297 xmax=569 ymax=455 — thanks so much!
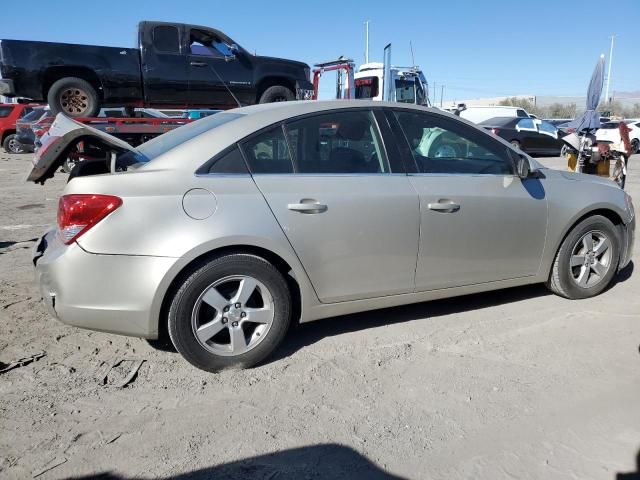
xmin=190 ymin=61 xmax=207 ymax=67
xmin=427 ymin=200 xmax=460 ymax=213
xmin=287 ymin=199 xmax=328 ymax=214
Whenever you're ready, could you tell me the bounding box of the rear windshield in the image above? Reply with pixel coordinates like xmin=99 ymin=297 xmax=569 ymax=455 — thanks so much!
xmin=0 ymin=106 xmax=15 ymax=118
xmin=130 ymin=112 xmax=245 ymax=163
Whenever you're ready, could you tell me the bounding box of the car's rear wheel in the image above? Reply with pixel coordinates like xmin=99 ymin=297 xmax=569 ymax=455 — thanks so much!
xmin=168 ymin=254 xmax=292 ymax=372
xmin=547 ymin=215 xmax=620 ymax=299
xmin=48 ymin=77 xmax=100 ymax=117
xmin=2 ymin=134 xmax=23 ymax=154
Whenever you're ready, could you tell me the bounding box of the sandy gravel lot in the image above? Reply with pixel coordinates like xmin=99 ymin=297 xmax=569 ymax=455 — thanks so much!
xmin=0 ymin=152 xmax=638 ymax=480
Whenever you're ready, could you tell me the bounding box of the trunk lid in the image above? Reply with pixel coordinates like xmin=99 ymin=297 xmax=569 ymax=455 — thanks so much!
xmin=27 ymin=113 xmax=138 ymax=184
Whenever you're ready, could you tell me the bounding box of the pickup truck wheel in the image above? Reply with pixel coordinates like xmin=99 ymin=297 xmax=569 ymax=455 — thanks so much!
xmin=259 ymin=85 xmax=294 ymax=104
xmin=3 ymin=134 xmax=23 ymax=154
xmin=48 ymin=77 xmax=99 ymax=117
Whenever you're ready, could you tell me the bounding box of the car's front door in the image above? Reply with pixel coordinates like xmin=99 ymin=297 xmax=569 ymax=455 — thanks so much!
xmin=390 ymin=109 xmax=548 ymax=291
xmin=243 ymin=109 xmax=420 ymax=303
xmin=187 ymin=28 xmax=254 ymax=108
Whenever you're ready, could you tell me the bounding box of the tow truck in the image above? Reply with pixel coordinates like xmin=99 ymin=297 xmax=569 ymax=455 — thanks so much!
xmin=312 ymin=44 xmax=430 ymax=105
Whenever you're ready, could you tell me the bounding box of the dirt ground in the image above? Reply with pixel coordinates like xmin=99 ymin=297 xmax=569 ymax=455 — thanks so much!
xmin=0 ymin=152 xmax=638 ymax=480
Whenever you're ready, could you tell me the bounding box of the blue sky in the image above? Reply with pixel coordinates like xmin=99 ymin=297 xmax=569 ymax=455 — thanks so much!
xmin=3 ymin=0 xmax=638 ymax=102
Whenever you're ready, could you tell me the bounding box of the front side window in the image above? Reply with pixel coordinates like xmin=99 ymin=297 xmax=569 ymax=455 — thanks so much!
xmin=153 ymin=25 xmax=180 ymax=54
xmin=0 ymin=106 xmax=14 ymax=118
xmin=241 ymin=126 xmax=293 ymax=174
xmin=285 ymin=110 xmax=389 ymax=174
xmin=355 ymin=77 xmax=379 ymax=99
xmin=395 ymin=79 xmax=416 ymax=104
xmin=395 ymin=111 xmax=512 ymax=175
xmin=189 ymin=29 xmax=233 ymax=58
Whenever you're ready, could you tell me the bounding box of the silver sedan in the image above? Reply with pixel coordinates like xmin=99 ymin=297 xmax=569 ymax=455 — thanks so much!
xmin=30 ymin=101 xmax=635 ymax=372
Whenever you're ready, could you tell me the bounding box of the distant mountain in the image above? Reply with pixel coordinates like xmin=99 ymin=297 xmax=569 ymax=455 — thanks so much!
xmin=613 ymin=91 xmax=640 ymax=98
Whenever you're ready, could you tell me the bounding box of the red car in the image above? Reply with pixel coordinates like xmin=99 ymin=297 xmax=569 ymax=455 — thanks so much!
xmin=0 ymin=103 xmax=42 ymax=153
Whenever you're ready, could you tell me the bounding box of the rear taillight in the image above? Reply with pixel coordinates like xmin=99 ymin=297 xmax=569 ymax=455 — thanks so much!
xmin=57 ymin=194 xmax=122 ymax=244
xmin=491 ymin=128 xmax=500 ymax=135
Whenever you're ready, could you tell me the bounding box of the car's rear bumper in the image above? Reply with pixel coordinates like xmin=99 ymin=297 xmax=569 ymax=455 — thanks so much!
xmin=33 ymin=229 xmax=177 ymax=338
xmin=619 ymin=216 xmax=635 ymax=270
xmin=0 ymin=79 xmax=15 ymax=96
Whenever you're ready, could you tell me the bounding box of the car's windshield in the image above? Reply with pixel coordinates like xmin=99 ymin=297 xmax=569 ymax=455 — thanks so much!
xmin=395 ymin=79 xmax=416 ymax=104
xmin=21 ymin=109 xmax=47 ymax=122
xmin=125 ymin=112 xmax=245 ymax=165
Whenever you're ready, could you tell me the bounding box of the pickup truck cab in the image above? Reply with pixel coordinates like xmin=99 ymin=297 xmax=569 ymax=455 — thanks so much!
xmin=0 ymin=21 xmax=313 ymax=117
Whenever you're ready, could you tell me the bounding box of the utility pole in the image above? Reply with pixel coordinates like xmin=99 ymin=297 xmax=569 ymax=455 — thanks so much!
xmin=605 ymin=34 xmax=615 ymax=103
xmin=364 ymin=21 xmax=370 ymax=64
xmin=440 ymin=85 xmax=444 ymax=107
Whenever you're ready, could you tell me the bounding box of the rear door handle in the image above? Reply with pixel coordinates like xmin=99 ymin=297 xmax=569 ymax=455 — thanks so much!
xmin=190 ymin=61 xmax=207 ymax=67
xmin=287 ymin=199 xmax=328 ymax=214
xmin=427 ymin=200 xmax=460 ymax=213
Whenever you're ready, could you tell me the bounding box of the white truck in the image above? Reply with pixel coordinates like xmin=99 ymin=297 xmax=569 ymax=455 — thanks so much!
xmin=312 ymin=45 xmax=430 ymax=106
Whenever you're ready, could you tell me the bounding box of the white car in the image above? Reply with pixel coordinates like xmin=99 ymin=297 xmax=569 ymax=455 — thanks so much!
xmin=596 ymin=120 xmax=640 ymax=154
xmin=459 ymin=105 xmax=533 ymax=124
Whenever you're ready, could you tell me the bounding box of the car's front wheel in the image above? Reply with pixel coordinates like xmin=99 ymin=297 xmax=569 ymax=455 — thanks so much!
xmin=547 ymin=215 xmax=620 ymax=299
xmin=3 ymin=134 xmax=23 ymax=154
xmin=168 ymin=254 xmax=292 ymax=372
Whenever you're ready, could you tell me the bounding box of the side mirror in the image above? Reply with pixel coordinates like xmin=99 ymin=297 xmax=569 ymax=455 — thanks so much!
xmin=516 ymin=155 xmax=531 ymax=179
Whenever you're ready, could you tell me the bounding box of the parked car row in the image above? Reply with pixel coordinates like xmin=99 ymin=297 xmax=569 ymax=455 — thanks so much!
xmin=479 ymin=116 xmax=565 ymax=156
xmin=0 ymin=103 xmax=44 ymax=153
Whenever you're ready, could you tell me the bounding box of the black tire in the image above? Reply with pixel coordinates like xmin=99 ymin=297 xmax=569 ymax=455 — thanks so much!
xmin=547 ymin=215 xmax=620 ymax=299
xmin=258 ymin=85 xmax=295 ymax=104
xmin=47 ymin=77 xmax=99 ymax=117
xmin=168 ymin=254 xmax=292 ymax=372
xmin=2 ymin=134 xmax=23 ymax=154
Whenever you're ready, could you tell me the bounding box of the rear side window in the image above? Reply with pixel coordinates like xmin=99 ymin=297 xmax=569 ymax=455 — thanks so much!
xmin=207 ymin=146 xmax=248 ymax=174
xmin=153 ymin=26 xmax=180 ymax=54
xmin=516 ymin=109 xmax=528 ymax=117
xmin=241 ymin=126 xmax=293 ymax=174
xmin=0 ymin=106 xmax=14 ymax=118
xmin=395 ymin=110 xmax=512 ymax=175
xmin=285 ymin=110 xmax=389 ymax=174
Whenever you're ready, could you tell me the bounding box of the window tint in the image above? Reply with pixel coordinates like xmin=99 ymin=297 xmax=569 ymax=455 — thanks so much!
xmin=0 ymin=106 xmax=14 ymax=118
xmin=242 ymin=126 xmax=293 ymax=174
xmin=394 ymin=111 xmax=512 ymax=175
xmin=355 ymin=77 xmax=379 ymax=99
xmin=19 ymin=107 xmax=33 ymax=118
xmin=205 ymin=147 xmax=247 ymax=174
xmin=538 ymin=121 xmax=558 ymax=137
xmin=153 ymin=26 xmax=180 ymax=53
xmin=517 ymin=118 xmax=536 ymax=130
xmin=189 ymin=29 xmax=233 ymax=58
xmin=285 ymin=110 xmax=389 ymax=174
xmin=21 ymin=109 xmax=46 ymax=122
xmin=516 ymin=109 xmax=528 ymax=118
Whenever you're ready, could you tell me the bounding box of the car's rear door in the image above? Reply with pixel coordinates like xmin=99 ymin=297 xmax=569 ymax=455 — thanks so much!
xmin=389 ymin=109 xmax=547 ymax=291
xmin=244 ymin=108 xmax=420 ymax=303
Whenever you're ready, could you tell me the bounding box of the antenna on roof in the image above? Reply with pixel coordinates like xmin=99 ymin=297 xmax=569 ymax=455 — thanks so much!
xmin=410 ymin=40 xmax=415 ymax=68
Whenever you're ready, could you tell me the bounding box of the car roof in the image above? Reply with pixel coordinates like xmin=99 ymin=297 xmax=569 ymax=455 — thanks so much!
xmin=477 ymin=116 xmax=519 ymax=126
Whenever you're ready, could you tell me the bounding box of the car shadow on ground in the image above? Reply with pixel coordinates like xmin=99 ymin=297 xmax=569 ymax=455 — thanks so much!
xmin=64 ymin=444 xmax=406 ymax=479
xmin=271 ymin=282 xmax=553 ymax=364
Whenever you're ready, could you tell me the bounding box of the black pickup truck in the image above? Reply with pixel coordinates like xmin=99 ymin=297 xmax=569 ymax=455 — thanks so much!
xmin=0 ymin=21 xmax=313 ymax=117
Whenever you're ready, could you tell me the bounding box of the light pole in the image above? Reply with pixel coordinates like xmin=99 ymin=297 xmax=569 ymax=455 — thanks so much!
xmin=604 ymin=34 xmax=615 ymax=103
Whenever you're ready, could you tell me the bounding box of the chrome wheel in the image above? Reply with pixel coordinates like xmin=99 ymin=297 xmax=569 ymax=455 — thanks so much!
xmin=569 ymin=231 xmax=613 ymax=288
xmin=191 ymin=275 xmax=274 ymax=356
xmin=7 ymin=137 xmax=22 ymax=153
xmin=60 ymin=87 xmax=90 ymax=115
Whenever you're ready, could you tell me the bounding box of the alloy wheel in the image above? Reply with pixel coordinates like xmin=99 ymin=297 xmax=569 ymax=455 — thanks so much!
xmin=569 ymin=230 xmax=613 ymax=288
xmin=191 ymin=275 xmax=275 ymax=356
xmin=7 ymin=138 xmax=22 ymax=153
